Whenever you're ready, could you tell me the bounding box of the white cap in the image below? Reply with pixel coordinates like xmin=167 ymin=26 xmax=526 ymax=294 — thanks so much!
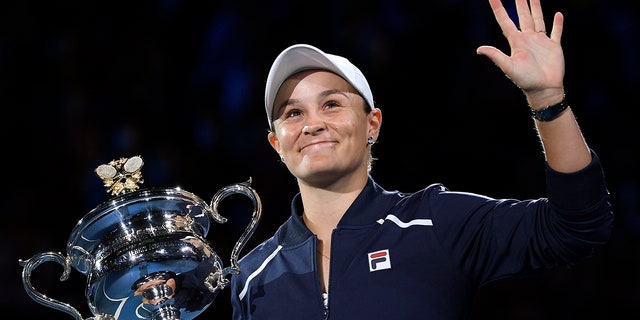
xmin=264 ymin=44 xmax=374 ymax=130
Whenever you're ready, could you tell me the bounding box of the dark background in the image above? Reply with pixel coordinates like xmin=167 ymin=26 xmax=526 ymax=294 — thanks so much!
xmin=2 ymin=0 xmax=638 ymax=319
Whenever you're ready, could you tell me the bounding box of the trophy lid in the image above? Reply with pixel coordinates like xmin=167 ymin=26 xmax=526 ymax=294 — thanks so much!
xmin=66 ymin=156 xmax=213 ymax=274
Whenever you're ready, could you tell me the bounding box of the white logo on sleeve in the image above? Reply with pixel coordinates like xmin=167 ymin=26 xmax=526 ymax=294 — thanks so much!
xmin=368 ymin=249 xmax=391 ymax=272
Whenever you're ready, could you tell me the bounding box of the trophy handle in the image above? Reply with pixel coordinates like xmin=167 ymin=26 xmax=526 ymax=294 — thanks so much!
xmin=209 ymin=177 xmax=262 ymax=276
xmin=19 ymin=252 xmax=85 ymax=320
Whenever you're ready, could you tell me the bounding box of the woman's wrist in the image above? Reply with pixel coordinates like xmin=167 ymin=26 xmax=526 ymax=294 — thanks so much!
xmin=531 ymin=95 xmax=569 ymax=121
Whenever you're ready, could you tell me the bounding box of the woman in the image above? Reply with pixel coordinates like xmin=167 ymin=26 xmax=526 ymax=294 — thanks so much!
xmin=230 ymin=0 xmax=614 ymax=318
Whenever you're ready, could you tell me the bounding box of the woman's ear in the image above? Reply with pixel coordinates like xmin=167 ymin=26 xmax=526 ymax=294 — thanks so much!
xmin=368 ymin=108 xmax=382 ymax=140
xmin=268 ymin=131 xmax=281 ymax=154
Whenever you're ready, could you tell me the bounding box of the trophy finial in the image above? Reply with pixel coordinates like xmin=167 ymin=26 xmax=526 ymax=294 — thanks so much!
xmin=95 ymin=155 xmax=144 ymax=195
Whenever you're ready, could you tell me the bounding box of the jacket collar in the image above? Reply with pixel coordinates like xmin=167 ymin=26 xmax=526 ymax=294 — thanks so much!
xmin=277 ymin=175 xmax=401 ymax=246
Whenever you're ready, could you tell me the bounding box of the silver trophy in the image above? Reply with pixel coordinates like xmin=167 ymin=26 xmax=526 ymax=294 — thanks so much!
xmin=19 ymin=156 xmax=262 ymax=320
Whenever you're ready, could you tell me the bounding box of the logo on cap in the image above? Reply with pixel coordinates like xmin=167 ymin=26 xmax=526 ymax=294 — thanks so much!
xmin=368 ymin=249 xmax=391 ymax=272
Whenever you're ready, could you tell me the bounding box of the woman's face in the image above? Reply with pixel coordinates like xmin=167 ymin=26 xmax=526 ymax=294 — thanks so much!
xmin=268 ymin=70 xmax=380 ymax=186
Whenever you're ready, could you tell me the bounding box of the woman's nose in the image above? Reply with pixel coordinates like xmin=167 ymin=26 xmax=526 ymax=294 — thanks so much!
xmin=302 ymin=122 xmax=325 ymax=135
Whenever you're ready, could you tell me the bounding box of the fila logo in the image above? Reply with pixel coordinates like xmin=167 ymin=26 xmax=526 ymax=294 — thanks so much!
xmin=368 ymin=249 xmax=391 ymax=272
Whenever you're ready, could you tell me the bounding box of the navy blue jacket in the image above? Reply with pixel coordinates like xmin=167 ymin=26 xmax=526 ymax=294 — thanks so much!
xmin=230 ymin=152 xmax=613 ymax=319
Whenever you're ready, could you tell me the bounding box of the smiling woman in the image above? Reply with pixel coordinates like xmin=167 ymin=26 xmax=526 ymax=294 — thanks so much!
xmin=269 ymin=70 xmax=379 ymax=189
xmin=227 ymin=1 xmax=614 ymax=319
xmin=6 ymin=0 xmax=634 ymax=318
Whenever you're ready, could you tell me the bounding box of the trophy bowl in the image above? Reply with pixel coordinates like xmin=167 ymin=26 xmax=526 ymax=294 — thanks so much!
xmin=19 ymin=156 xmax=262 ymax=320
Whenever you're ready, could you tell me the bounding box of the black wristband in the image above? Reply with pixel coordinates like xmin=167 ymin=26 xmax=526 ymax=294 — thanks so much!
xmin=531 ymin=95 xmax=569 ymax=121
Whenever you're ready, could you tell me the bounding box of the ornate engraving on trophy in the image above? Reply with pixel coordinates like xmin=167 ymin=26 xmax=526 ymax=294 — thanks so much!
xmin=95 ymin=155 xmax=145 ymax=196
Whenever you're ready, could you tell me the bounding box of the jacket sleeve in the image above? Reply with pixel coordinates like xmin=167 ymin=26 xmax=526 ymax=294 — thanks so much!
xmin=429 ymin=150 xmax=614 ymax=286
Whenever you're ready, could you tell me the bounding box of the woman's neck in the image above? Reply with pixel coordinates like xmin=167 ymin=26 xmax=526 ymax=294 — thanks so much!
xmin=298 ymin=172 xmax=368 ymax=235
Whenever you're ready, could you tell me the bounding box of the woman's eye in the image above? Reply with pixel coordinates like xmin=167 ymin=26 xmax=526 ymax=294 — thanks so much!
xmin=325 ymin=101 xmax=339 ymax=109
xmin=286 ymin=109 xmax=301 ymax=118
